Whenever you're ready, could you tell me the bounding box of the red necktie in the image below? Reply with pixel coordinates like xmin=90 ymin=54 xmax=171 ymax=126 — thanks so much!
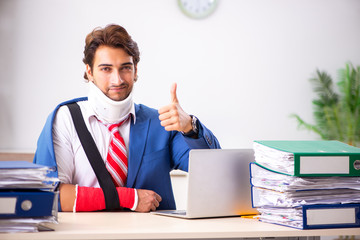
xmin=105 ymin=118 xmax=128 ymax=187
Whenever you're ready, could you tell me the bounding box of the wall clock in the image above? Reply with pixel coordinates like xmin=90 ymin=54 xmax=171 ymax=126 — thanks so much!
xmin=178 ymin=0 xmax=219 ymax=19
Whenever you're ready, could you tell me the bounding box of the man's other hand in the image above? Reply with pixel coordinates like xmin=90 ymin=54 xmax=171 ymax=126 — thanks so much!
xmin=158 ymin=83 xmax=192 ymax=133
xmin=135 ymin=189 xmax=162 ymax=212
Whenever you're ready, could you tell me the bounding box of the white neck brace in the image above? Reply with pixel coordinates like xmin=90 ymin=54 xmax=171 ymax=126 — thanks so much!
xmin=88 ymin=81 xmax=133 ymax=124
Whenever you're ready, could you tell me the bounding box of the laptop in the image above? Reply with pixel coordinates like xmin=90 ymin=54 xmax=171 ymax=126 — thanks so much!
xmin=152 ymin=149 xmax=259 ymax=219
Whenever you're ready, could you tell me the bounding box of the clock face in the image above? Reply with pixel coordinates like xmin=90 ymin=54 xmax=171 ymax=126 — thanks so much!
xmin=178 ymin=0 xmax=219 ymax=19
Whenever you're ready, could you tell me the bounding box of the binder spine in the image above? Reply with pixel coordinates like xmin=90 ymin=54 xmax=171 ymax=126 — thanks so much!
xmin=0 ymin=191 xmax=55 ymax=218
xmin=303 ymin=204 xmax=360 ymax=229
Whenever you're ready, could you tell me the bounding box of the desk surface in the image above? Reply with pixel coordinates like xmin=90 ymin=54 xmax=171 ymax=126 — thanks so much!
xmin=1 ymin=212 xmax=359 ymax=240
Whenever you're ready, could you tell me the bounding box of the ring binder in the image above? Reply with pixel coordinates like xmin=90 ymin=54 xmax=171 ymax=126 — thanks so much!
xmin=0 ymin=190 xmax=55 ymax=218
xmin=252 ymin=140 xmax=360 ymax=229
xmin=253 ymin=140 xmax=360 ymax=177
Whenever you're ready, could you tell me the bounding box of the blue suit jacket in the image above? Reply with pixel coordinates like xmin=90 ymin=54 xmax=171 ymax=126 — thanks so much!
xmin=34 ymin=97 xmax=221 ymax=210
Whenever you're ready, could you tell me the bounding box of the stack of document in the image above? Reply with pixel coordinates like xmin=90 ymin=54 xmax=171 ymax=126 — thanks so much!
xmin=0 ymin=161 xmax=59 ymax=233
xmin=251 ymin=140 xmax=360 ymax=229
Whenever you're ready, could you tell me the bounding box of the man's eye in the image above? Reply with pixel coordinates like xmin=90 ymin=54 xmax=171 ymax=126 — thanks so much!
xmin=101 ymin=67 xmax=111 ymax=72
xmin=121 ymin=66 xmax=133 ymax=71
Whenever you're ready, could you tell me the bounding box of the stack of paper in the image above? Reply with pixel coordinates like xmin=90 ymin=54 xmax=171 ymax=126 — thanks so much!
xmin=251 ymin=140 xmax=360 ymax=229
xmin=0 ymin=161 xmax=59 ymax=233
xmin=0 ymin=161 xmax=58 ymax=190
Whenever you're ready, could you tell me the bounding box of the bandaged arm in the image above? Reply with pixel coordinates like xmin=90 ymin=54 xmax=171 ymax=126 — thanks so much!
xmin=59 ymin=183 xmax=138 ymax=212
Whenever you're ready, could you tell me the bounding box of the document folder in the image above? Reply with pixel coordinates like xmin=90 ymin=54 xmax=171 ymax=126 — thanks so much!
xmin=258 ymin=203 xmax=360 ymax=229
xmin=251 ymin=186 xmax=360 ymax=208
xmin=249 ymin=162 xmax=360 ymax=192
xmin=0 ymin=161 xmax=58 ymax=190
xmin=0 ymin=190 xmax=55 ymax=218
xmin=303 ymin=203 xmax=360 ymax=229
xmin=0 ymin=161 xmax=48 ymax=169
xmin=253 ymin=140 xmax=360 ymax=177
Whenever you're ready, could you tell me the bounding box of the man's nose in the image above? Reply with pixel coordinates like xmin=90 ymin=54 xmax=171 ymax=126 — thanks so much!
xmin=110 ymin=71 xmax=123 ymax=84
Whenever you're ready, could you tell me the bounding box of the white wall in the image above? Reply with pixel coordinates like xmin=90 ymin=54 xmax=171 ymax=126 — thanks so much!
xmin=1 ymin=0 xmax=360 ymax=151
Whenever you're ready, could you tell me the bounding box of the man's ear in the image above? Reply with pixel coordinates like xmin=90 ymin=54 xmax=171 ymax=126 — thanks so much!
xmin=86 ymin=64 xmax=94 ymax=82
xmin=134 ymin=66 xmax=138 ymax=82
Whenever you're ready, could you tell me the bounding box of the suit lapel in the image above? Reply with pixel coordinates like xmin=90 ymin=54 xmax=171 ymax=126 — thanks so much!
xmin=126 ymin=105 xmax=150 ymax=188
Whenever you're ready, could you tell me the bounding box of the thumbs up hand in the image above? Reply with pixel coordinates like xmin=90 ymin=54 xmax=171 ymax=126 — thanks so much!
xmin=158 ymin=83 xmax=193 ymax=133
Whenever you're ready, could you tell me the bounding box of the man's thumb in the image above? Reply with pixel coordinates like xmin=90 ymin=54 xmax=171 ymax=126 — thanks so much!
xmin=170 ymin=83 xmax=178 ymax=103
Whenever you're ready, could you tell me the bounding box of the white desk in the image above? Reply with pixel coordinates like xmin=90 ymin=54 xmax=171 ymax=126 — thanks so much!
xmin=0 ymin=212 xmax=359 ymax=240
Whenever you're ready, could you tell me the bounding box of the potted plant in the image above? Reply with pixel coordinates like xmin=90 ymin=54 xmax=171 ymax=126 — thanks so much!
xmin=292 ymin=63 xmax=360 ymax=146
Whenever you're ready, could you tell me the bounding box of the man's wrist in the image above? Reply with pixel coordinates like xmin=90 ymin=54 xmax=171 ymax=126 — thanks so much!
xmin=181 ymin=115 xmax=199 ymax=137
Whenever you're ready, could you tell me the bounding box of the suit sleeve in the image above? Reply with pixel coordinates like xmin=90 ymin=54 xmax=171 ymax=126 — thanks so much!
xmin=170 ymin=118 xmax=221 ymax=171
xmin=182 ymin=118 xmax=221 ymax=149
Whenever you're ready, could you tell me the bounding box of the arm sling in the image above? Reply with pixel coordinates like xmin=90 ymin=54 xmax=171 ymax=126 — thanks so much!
xmin=67 ymin=103 xmax=121 ymax=210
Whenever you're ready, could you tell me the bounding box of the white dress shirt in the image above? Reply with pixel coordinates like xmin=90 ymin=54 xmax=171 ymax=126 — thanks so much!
xmin=52 ymin=100 xmax=138 ymax=210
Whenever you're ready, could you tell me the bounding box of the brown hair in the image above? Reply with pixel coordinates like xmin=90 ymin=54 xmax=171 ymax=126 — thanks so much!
xmin=83 ymin=24 xmax=140 ymax=80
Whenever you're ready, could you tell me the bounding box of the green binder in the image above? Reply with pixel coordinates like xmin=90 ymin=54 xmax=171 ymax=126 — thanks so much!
xmin=253 ymin=140 xmax=360 ymax=177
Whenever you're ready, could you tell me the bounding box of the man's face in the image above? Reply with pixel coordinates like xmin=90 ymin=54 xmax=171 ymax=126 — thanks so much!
xmin=86 ymin=45 xmax=137 ymax=101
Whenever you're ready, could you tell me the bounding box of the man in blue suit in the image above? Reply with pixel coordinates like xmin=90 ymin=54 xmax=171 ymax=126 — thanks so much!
xmin=34 ymin=24 xmax=220 ymax=213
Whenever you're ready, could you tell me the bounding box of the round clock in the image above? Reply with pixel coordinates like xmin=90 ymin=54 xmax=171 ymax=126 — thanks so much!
xmin=178 ymin=0 xmax=219 ymax=19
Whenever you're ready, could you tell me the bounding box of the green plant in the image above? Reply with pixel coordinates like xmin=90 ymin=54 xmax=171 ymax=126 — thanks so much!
xmin=291 ymin=63 xmax=360 ymax=146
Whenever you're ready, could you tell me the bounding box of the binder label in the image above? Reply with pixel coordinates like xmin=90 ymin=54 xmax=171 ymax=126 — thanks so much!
xmin=307 ymin=208 xmax=356 ymax=225
xmin=0 ymin=197 xmax=16 ymax=214
xmin=299 ymin=156 xmax=349 ymax=174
